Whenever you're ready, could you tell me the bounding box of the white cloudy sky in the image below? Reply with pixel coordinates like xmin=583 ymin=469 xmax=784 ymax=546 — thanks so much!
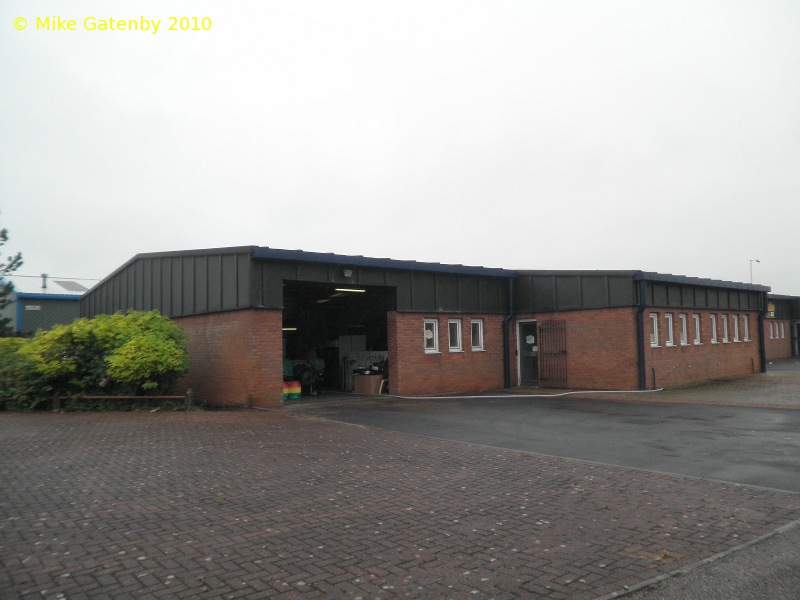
xmin=2 ymin=0 xmax=798 ymax=294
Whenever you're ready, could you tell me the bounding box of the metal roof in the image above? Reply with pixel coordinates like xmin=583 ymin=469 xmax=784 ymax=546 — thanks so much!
xmin=633 ymin=271 xmax=770 ymax=292
xmin=251 ymin=247 xmax=517 ymax=278
xmin=4 ymin=275 xmax=91 ymax=297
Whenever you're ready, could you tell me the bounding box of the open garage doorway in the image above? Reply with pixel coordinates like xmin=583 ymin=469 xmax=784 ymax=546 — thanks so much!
xmin=281 ymin=281 xmax=395 ymax=395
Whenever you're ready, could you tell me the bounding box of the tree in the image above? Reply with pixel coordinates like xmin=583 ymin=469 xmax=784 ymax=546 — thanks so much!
xmin=0 ymin=225 xmax=24 ymax=336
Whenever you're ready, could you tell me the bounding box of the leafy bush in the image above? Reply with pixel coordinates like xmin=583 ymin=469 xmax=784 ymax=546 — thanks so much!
xmin=0 ymin=337 xmax=51 ymax=411
xmin=18 ymin=310 xmax=190 ymax=399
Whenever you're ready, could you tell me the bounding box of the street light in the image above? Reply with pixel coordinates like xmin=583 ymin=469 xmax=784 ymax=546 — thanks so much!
xmin=750 ymin=259 xmax=760 ymax=283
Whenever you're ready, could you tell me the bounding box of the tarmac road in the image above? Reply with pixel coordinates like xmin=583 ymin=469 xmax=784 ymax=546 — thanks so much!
xmin=284 ymin=395 xmax=800 ymax=492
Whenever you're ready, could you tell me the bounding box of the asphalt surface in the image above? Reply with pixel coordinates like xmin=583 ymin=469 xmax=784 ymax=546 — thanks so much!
xmin=283 ymin=396 xmax=800 ymax=492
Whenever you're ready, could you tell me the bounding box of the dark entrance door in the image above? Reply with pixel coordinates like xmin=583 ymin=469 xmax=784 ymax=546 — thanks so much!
xmin=518 ymin=321 xmax=539 ymax=386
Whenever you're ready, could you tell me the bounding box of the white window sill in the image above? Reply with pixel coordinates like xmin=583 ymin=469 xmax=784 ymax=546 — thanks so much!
xmin=449 ymin=349 xmax=464 ymax=353
xmin=694 ymin=342 xmax=702 ymax=346
xmin=471 ymin=348 xmax=486 ymax=352
xmin=424 ymin=350 xmax=440 ymax=354
xmin=650 ymin=344 xmax=661 ymax=348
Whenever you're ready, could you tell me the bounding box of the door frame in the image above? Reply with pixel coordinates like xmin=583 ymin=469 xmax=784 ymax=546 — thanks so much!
xmin=516 ymin=319 xmax=538 ymax=386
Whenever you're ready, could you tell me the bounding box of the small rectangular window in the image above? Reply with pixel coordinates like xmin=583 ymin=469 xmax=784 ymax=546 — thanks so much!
xmin=470 ymin=319 xmax=484 ymax=351
xmin=743 ymin=315 xmax=750 ymax=341
xmin=722 ymin=315 xmax=729 ymax=343
xmin=781 ymin=322 xmax=786 ymax=338
xmin=665 ymin=313 xmax=675 ymax=346
xmin=649 ymin=313 xmax=659 ymax=347
xmin=448 ymin=319 xmax=462 ymax=351
xmin=679 ymin=314 xmax=688 ymax=345
xmin=424 ymin=319 xmax=438 ymax=353
xmin=693 ymin=314 xmax=702 ymax=345
xmin=769 ymin=321 xmax=774 ymax=339
xmin=733 ymin=315 xmax=740 ymax=342
xmin=710 ymin=315 xmax=718 ymax=343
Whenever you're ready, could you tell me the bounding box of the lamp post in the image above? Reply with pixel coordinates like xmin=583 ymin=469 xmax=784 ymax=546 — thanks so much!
xmin=750 ymin=259 xmax=760 ymax=284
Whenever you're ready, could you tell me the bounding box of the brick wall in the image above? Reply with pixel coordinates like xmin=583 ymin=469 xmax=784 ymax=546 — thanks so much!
xmin=387 ymin=312 xmax=505 ymax=396
xmin=175 ymin=309 xmax=284 ymax=407
xmin=764 ymin=319 xmax=793 ymax=360
xmin=512 ymin=308 xmax=640 ymax=390
xmin=645 ymin=309 xmax=761 ymax=388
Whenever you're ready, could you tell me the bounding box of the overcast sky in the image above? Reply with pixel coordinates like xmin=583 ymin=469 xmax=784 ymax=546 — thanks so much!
xmin=2 ymin=1 xmax=798 ymax=294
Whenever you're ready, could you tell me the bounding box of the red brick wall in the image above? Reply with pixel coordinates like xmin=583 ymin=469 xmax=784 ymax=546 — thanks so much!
xmin=387 ymin=312 xmax=505 ymax=396
xmin=645 ymin=310 xmax=761 ymax=388
xmin=764 ymin=319 xmax=792 ymax=360
xmin=175 ymin=309 xmax=284 ymax=407
xmin=512 ymin=308 xmax=640 ymax=390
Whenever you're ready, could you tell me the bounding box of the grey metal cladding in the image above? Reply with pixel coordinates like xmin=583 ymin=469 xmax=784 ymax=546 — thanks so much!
xmin=81 ymin=248 xmax=254 ymax=318
xmin=387 ymin=271 xmax=412 ymax=311
xmin=207 ymin=255 xmax=222 ymax=312
xmin=554 ymin=277 xmax=581 ymax=310
xmin=182 ymin=256 xmax=195 ymax=315
xmin=459 ymin=277 xmax=481 ymax=313
xmin=21 ymin=298 xmax=80 ymax=334
xmin=435 ymin=276 xmax=459 ymax=311
xmin=221 ymin=254 xmax=238 ymax=310
xmin=410 ymin=272 xmax=436 ymax=311
xmin=580 ymin=276 xmax=607 ymax=308
xmin=608 ymin=277 xmax=634 ymax=305
xmin=194 ymin=255 xmax=208 ymax=313
xmin=515 ymin=273 xmax=638 ymax=312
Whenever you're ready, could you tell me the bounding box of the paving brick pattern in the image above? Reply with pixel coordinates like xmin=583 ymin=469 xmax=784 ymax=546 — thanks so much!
xmin=1 ymin=411 xmax=798 ymax=599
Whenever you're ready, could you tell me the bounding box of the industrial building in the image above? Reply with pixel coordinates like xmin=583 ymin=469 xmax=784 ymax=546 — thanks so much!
xmin=1 ymin=275 xmax=91 ymax=336
xmin=81 ymin=246 xmax=793 ymax=407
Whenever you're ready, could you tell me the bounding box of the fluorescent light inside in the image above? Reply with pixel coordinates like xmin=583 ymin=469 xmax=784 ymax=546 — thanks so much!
xmin=334 ymin=288 xmax=366 ymax=293
xmin=282 ymin=327 xmax=297 ymax=331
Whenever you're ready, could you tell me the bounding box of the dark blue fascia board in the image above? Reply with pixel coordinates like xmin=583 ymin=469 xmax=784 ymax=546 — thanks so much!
xmin=18 ymin=293 xmax=81 ymax=301
xmin=634 ymin=271 xmax=770 ymax=293
xmin=252 ymin=247 xmax=516 ymax=278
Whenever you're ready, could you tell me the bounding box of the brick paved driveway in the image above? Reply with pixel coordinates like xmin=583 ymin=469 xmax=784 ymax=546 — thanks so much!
xmin=1 ymin=411 xmax=799 ymax=599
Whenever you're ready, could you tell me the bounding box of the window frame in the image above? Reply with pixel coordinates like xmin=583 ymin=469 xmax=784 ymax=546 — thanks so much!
xmin=769 ymin=321 xmax=774 ymax=339
xmin=721 ymin=314 xmax=729 ymax=343
xmin=679 ymin=313 xmax=688 ymax=346
xmin=732 ymin=314 xmax=740 ymax=342
xmin=664 ymin=313 xmax=675 ymax=347
xmin=780 ymin=322 xmax=786 ymax=338
xmin=423 ymin=319 xmax=439 ymax=353
xmin=710 ymin=314 xmax=718 ymax=344
xmin=743 ymin=315 xmax=750 ymax=341
xmin=448 ymin=319 xmax=462 ymax=352
xmin=649 ymin=313 xmax=660 ymax=347
xmin=693 ymin=314 xmax=702 ymax=345
xmin=470 ymin=319 xmax=484 ymax=351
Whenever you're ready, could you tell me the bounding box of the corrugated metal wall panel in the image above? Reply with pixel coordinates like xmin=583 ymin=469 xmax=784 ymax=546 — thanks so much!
xmin=458 ymin=277 xmax=481 ymax=313
xmin=21 ymin=298 xmax=81 ymax=334
xmin=182 ymin=256 xmax=195 ymax=315
xmin=194 ymin=255 xmax=208 ymax=314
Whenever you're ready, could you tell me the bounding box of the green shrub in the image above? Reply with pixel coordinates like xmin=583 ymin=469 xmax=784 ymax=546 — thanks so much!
xmin=19 ymin=310 xmax=190 ymax=398
xmin=0 ymin=337 xmax=51 ymax=411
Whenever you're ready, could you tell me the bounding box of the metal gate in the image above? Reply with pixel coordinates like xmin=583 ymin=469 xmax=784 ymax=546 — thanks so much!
xmin=538 ymin=320 xmax=567 ymax=388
